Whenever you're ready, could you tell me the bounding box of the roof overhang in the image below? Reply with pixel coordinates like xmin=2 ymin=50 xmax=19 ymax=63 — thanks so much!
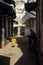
xmin=4 ymin=0 xmax=15 ymax=5
xmin=25 ymin=2 xmax=37 ymax=12
xmin=0 ymin=2 xmax=16 ymax=19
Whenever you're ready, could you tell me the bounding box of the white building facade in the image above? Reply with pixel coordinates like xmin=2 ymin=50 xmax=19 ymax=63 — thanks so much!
xmin=13 ymin=0 xmax=26 ymax=37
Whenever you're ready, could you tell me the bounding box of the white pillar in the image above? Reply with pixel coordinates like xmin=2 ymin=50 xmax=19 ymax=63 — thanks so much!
xmin=2 ymin=28 xmax=5 ymax=48
xmin=17 ymin=26 xmax=21 ymax=37
xmin=2 ymin=19 xmax=5 ymax=48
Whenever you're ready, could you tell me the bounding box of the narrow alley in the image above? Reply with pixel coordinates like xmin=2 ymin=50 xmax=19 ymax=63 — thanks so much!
xmin=0 ymin=37 xmax=42 ymax=65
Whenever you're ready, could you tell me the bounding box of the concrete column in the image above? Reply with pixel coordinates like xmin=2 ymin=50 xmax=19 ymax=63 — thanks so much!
xmin=17 ymin=26 xmax=21 ymax=37
xmin=2 ymin=19 xmax=5 ymax=48
xmin=10 ymin=20 xmax=11 ymax=37
xmin=34 ymin=20 xmax=36 ymax=32
xmin=6 ymin=19 xmax=8 ymax=38
xmin=2 ymin=28 xmax=5 ymax=48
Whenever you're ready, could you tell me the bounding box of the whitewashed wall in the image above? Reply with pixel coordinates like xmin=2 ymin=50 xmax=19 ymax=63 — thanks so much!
xmin=29 ymin=0 xmax=36 ymax=3
xmin=25 ymin=27 xmax=30 ymax=36
xmin=25 ymin=19 xmax=36 ymax=36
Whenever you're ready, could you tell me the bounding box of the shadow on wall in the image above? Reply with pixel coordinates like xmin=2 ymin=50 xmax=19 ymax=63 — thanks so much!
xmin=0 ymin=55 xmax=10 ymax=65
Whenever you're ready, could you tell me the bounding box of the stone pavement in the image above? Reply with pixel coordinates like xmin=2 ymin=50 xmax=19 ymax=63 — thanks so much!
xmin=0 ymin=41 xmax=23 ymax=65
xmin=0 ymin=37 xmax=42 ymax=65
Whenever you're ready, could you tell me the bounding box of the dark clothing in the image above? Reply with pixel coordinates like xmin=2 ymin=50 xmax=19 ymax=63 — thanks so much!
xmin=29 ymin=30 xmax=38 ymax=51
xmin=28 ymin=30 xmax=40 ymax=65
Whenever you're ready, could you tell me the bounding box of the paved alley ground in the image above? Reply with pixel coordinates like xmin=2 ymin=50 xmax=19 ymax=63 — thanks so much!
xmin=0 ymin=37 xmax=43 ymax=65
